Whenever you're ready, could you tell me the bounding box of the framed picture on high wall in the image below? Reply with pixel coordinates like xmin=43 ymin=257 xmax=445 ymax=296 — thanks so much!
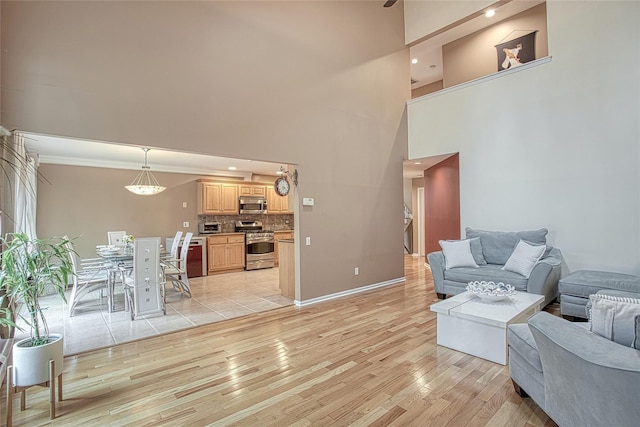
xmin=495 ymin=31 xmax=537 ymax=71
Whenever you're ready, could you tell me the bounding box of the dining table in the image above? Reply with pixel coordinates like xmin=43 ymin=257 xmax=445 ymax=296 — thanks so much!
xmin=95 ymin=245 xmax=135 ymax=312
xmin=96 ymin=244 xmax=169 ymax=313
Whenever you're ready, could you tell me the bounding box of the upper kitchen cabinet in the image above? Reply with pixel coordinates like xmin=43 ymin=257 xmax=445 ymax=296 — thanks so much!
xmin=239 ymin=184 xmax=266 ymax=197
xmin=197 ymin=181 xmax=239 ymax=214
xmin=266 ymin=186 xmax=291 ymax=214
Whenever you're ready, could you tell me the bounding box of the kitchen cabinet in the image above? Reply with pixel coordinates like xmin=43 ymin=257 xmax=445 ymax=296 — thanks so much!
xmin=274 ymin=231 xmax=294 ymax=266
xmin=208 ymin=234 xmax=245 ymax=273
xmin=266 ymin=186 xmax=291 ymax=214
xmin=198 ymin=182 xmax=239 ymax=214
xmin=278 ymin=239 xmax=295 ymax=298
xmin=239 ymin=184 xmax=266 ymax=197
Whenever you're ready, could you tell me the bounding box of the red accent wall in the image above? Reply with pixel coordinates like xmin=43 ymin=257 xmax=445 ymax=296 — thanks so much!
xmin=424 ymin=154 xmax=460 ymax=258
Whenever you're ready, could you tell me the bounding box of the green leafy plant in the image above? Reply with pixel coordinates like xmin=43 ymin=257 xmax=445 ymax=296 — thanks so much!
xmin=0 ymin=233 xmax=74 ymax=346
xmin=0 ymin=126 xmax=38 ymax=200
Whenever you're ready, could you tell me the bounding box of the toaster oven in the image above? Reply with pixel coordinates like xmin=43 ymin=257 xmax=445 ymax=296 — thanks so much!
xmin=198 ymin=221 xmax=221 ymax=234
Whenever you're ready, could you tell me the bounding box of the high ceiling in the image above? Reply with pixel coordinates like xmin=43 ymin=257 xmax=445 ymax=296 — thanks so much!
xmin=410 ymin=0 xmax=544 ymax=89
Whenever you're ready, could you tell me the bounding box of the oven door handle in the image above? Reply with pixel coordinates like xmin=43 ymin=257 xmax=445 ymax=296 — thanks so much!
xmin=247 ymin=239 xmax=275 ymax=244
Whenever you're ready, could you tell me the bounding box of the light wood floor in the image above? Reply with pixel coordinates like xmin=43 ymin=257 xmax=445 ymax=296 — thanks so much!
xmin=4 ymin=256 xmax=557 ymax=426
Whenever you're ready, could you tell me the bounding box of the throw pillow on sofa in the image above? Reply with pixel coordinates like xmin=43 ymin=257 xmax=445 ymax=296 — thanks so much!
xmin=439 ymin=239 xmax=478 ymax=269
xmin=588 ymin=293 xmax=640 ymax=349
xmin=502 ymin=239 xmax=546 ymax=278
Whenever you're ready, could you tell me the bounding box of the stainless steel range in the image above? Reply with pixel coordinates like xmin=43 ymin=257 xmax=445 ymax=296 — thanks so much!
xmin=235 ymin=220 xmax=275 ymax=270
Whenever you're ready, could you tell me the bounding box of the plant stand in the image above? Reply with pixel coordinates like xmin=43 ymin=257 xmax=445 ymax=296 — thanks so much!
xmin=5 ymin=360 xmax=62 ymax=426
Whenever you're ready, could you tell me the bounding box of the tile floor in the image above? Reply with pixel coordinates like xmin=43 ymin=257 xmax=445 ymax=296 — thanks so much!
xmin=14 ymin=267 xmax=293 ymax=355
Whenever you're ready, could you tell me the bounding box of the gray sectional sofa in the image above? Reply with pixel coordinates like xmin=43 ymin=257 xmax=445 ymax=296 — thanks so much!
xmin=427 ymin=228 xmax=562 ymax=306
xmin=508 ymin=291 xmax=640 ymax=426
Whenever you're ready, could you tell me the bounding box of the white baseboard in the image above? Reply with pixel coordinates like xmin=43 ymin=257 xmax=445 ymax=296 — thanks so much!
xmin=294 ymin=277 xmax=406 ymax=307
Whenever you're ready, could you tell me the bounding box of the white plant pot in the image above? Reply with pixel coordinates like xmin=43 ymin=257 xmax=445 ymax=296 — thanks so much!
xmin=12 ymin=334 xmax=63 ymax=387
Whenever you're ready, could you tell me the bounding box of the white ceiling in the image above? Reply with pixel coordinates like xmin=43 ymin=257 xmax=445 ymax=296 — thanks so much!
xmin=410 ymin=0 xmax=544 ymax=89
xmin=23 ymin=132 xmax=287 ymax=180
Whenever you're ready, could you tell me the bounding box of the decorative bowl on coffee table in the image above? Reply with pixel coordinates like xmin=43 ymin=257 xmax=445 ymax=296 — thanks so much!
xmin=466 ymin=281 xmax=517 ymax=301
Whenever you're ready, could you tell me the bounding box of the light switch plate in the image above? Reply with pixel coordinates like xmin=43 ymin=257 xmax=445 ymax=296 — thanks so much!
xmin=183 ymin=221 xmax=189 ymax=228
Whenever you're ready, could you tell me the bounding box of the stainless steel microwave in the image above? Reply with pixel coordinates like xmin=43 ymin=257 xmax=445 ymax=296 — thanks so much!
xmin=239 ymin=196 xmax=267 ymax=214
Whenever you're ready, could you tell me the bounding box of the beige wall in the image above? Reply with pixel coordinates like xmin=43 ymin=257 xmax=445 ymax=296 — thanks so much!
xmin=443 ymin=3 xmax=548 ymax=87
xmin=1 ymin=1 xmax=409 ymax=301
xmin=412 ymin=80 xmax=444 ymax=99
xmin=37 ymin=164 xmax=202 ymax=258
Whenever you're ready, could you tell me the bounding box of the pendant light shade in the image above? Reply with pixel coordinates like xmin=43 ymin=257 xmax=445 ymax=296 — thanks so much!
xmin=125 ymin=148 xmax=166 ymax=195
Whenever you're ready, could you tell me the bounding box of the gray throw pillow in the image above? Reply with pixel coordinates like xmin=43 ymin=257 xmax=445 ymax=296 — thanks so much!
xmin=469 ymin=237 xmax=487 ymax=266
xmin=465 ymin=227 xmax=548 ymax=265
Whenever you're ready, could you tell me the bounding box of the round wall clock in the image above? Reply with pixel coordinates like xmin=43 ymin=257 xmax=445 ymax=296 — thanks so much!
xmin=274 ymin=176 xmax=290 ymax=196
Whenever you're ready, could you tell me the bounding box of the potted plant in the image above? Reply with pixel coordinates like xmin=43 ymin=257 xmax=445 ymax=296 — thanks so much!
xmin=0 ymin=232 xmax=74 ymax=387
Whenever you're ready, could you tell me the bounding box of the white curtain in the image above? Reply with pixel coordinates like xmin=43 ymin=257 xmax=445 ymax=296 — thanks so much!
xmin=13 ymin=132 xmax=38 ymax=239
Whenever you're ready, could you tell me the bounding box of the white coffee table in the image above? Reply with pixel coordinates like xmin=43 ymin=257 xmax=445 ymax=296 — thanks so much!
xmin=430 ymin=291 xmax=544 ymax=365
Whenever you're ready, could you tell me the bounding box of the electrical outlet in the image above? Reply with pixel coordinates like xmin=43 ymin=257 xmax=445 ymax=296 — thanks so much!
xmin=182 ymin=202 xmax=187 ymax=208
xmin=305 ymin=237 xmax=311 ymax=246
xmin=183 ymin=221 xmax=189 ymax=228
xmin=355 ymin=267 xmax=359 ymax=275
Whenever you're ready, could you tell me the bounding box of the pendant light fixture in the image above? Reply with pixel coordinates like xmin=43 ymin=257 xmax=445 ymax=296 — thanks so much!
xmin=125 ymin=148 xmax=166 ymax=195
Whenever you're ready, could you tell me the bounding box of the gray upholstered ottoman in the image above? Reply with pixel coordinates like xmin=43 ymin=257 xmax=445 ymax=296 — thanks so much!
xmin=559 ymin=270 xmax=640 ymax=319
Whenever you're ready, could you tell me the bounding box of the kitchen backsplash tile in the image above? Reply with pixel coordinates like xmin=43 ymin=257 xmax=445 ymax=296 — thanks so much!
xmin=199 ymin=214 xmax=294 ymax=233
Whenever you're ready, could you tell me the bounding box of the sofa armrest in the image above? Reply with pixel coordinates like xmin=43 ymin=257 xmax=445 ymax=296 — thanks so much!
xmin=527 ymin=248 xmax=561 ymax=305
xmin=529 ymin=312 xmax=640 ymax=427
xmin=427 ymin=251 xmax=445 ymax=294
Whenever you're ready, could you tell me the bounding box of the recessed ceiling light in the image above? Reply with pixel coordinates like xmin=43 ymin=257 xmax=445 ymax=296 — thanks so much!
xmin=485 ymin=9 xmax=495 ymax=18
xmin=228 ymin=166 xmax=237 ymax=171
xmin=411 ymin=58 xmax=418 ymax=64
xmin=414 ymin=162 xmax=422 ymax=165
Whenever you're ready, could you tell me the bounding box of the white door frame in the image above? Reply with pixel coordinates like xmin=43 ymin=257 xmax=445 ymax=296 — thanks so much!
xmin=417 ymin=187 xmax=425 ymax=256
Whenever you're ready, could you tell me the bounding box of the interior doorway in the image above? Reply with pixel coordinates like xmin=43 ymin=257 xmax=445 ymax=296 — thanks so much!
xmin=403 ymin=153 xmax=460 ymax=260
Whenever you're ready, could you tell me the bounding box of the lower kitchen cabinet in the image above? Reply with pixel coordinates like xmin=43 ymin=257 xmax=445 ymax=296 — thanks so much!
xmin=208 ymin=234 xmax=245 ymax=273
xmin=274 ymin=231 xmax=294 ymax=266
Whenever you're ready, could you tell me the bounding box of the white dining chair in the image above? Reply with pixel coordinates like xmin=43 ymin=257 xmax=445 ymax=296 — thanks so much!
xmin=168 ymin=231 xmax=183 ymax=260
xmin=124 ymin=237 xmax=164 ymax=320
xmin=65 ymin=238 xmax=111 ymax=316
xmin=163 ymin=232 xmax=193 ymax=299
xmin=107 ymin=231 xmax=127 ymax=246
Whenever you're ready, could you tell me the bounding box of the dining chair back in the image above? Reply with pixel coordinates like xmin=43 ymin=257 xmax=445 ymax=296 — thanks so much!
xmin=124 ymin=237 xmax=164 ymax=320
xmin=163 ymin=232 xmax=193 ymax=298
xmin=107 ymin=231 xmax=127 ymax=246
xmin=169 ymin=231 xmax=183 ymax=259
